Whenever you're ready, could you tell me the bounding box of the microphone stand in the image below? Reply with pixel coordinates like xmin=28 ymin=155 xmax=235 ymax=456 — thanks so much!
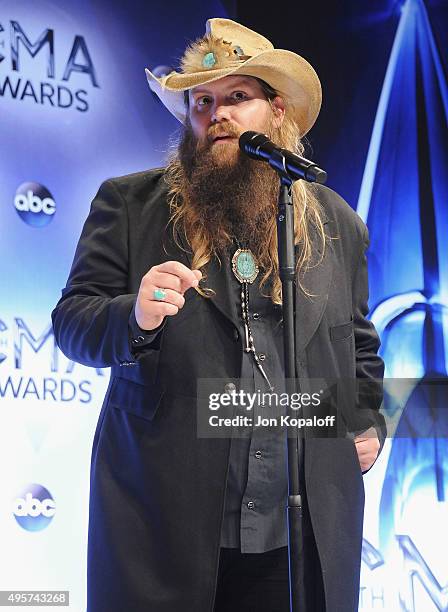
xmin=238 ymin=131 xmax=327 ymax=610
xmin=271 ymin=149 xmax=307 ymax=612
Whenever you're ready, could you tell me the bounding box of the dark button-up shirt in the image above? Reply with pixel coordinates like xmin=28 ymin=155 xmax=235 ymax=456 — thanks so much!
xmin=220 ymin=252 xmax=289 ymax=553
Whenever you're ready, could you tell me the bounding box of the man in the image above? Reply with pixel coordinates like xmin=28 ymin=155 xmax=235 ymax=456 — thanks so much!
xmin=52 ymin=18 xmax=385 ymax=612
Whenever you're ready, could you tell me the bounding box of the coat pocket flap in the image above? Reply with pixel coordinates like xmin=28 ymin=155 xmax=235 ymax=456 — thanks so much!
xmin=330 ymin=318 xmax=354 ymax=341
xmin=108 ymin=377 xmax=164 ymax=421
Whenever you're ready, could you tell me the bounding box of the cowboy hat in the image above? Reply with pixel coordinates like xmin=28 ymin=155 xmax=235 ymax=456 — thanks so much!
xmin=145 ymin=18 xmax=322 ymax=136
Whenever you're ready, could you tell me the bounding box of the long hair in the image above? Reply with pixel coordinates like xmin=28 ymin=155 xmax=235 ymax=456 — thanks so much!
xmin=165 ymin=79 xmax=327 ymax=304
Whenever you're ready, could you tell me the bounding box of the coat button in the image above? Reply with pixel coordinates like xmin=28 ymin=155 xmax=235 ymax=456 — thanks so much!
xmin=247 ymin=501 xmax=255 ymax=510
xmin=253 ymin=313 xmax=260 ymax=320
xmin=224 ymin=382 xmax=236 ymax=393
xmin=259 ymin=353 xmax=266 ymax=361
xmin=255 ymin=450 xmax=262 ymax=459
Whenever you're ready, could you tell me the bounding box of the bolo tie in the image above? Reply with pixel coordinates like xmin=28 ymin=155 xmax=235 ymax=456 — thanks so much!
xmin=231 ymin=245 xmax=274 ymax=392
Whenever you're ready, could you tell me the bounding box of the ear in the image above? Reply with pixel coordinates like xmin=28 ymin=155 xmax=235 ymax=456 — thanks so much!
xmin=271 ymin=95 xmax=286 ymax=128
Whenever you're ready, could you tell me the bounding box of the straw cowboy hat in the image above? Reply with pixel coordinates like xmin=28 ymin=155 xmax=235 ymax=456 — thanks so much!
xmin=145 ymin=18 xmax=322 ymax=136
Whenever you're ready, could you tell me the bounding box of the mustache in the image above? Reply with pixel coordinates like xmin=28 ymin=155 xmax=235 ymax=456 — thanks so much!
xmin=205 ymin=121 xmax=242 ymax=144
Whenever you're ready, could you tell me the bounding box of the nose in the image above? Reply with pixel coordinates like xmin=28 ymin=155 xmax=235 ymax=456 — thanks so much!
xmin=211 ymin=102 xmax=232 ymax=123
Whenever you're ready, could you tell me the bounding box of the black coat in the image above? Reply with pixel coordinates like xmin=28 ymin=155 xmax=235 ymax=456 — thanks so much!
xmin=52 ymin=168 xmax=385 ymax=612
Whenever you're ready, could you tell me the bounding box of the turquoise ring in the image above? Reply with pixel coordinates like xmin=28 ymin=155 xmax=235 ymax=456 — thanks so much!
xmin=153 ymin=288 xmax=167 ymax=301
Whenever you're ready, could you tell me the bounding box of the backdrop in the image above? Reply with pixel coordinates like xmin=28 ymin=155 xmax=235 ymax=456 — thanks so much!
xmin=1 ymin=1 xmax=447 ymax=610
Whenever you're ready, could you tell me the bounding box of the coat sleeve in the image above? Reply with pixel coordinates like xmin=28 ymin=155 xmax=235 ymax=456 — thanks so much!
xmin=52 ymin=179 xmax=162 ymax=368
xmin=352 ymin=223 xmax=387 ymax=462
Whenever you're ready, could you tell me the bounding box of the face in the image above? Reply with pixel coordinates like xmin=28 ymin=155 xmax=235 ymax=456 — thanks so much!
xmin=187 ymin=75 xmax=285 ymax=160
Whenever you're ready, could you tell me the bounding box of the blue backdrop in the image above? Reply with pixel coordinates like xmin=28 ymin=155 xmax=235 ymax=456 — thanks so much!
xmin=1 ymin=1 xmax=446 ymax=610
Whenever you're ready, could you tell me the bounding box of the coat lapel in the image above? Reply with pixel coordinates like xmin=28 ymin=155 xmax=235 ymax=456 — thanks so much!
xmin=173 ymin=227 xmax=239 ymax=327
xmin=295 ymin=220 xmax=333 ymax=355
xmin=205 ymin=255 xmax=240 ymax=327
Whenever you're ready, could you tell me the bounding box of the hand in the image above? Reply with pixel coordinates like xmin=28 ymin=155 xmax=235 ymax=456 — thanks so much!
xmin=135 ymin=261 xmax=202 ymax=331
xmin=354 ymin=427 xmax=380 ymax=472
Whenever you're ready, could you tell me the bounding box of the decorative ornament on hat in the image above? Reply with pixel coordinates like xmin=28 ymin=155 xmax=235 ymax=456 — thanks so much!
xmin=202 ymin=52 xmax=216 ymax=68
xmin=181 ymin=35 xmax=252 ymax=73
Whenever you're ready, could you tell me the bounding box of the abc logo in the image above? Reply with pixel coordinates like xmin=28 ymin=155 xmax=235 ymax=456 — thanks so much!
xmin=14 ymin=182 xmax=56 ymax=227
xmin=13 ymin=484 xmax=56 ymax=531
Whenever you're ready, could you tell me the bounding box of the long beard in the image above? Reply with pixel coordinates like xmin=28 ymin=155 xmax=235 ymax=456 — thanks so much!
xmin=177 ymin=120 xmax=280 ymax=258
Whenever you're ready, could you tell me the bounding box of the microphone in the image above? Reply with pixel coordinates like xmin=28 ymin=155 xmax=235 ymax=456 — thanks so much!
xmin=239 ymin=131 xmax=327 ymax=184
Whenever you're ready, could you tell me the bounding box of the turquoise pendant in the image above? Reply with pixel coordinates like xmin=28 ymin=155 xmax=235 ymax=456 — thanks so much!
xmin=231 ymin=248 xmax=259 ymax=284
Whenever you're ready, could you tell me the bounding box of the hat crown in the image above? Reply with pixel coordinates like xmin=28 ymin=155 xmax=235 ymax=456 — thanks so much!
xmin=205 ymin=18 xmax=274 ymax=55
xmin=179 ymin=18 xmax=275 ymax=76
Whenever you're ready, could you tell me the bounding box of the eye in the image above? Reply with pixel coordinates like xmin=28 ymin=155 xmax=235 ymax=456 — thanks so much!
xmin=231 ymin=91 xmax=248 ymax=102
xmin=196 ymin=95 xmax=212 ymax=107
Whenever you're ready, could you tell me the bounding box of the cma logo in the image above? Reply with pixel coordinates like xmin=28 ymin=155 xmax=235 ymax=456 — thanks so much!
xmin=13 ymin=484 xmax=56 ymax=531
xmin=0 ymin=21 xmax=98 ymax=86
xmin=14 ymin=182 xmax=56 ymax=227
xmin=0 ymin=317 xmax=103 ymax=404
xmin=0 ymin=317 xmax=104 ymax=376
xmin=0 ymin=21 xmax=98 ymax=112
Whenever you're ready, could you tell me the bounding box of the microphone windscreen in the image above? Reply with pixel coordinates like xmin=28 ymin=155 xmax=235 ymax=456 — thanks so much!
xmin=239 ymin=131 xmax=272 ymax=160
xmin=239 ymin=131 xmax=259 ymax=151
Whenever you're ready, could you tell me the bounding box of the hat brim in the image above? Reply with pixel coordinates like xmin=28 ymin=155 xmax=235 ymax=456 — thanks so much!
xmin=145 ymin=49 xmax=321 ymax=136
